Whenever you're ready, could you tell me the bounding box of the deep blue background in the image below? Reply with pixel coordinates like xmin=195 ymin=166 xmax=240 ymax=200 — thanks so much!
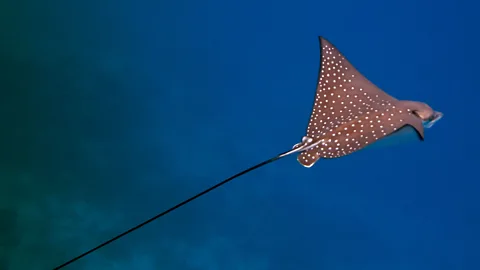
xmin=0 ymin=0 xmax=478 ymax=269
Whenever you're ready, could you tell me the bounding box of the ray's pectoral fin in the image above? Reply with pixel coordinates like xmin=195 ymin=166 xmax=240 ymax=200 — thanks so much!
xmin=318 ymin=109 xmax=426 ymax=158
xmin=287 ymin=136 xmax=324 ymax=167
xmin=297 ymin=147 xmax=321 ymax=168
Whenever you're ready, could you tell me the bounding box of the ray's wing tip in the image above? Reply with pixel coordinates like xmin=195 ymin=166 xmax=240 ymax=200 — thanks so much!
xmin=318 ymin=36 xmax=335 ymax=50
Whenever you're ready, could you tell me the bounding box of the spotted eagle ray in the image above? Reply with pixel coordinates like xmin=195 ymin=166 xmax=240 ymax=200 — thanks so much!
xmin=53 ymin=36 xmax=442 ymax=269
xmin=294 ymin=37 xmax=443 ymax=167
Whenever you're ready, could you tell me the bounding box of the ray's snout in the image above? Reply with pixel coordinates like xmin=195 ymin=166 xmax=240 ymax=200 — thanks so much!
xmin=423 ymin=111 xmax=443 ymax=128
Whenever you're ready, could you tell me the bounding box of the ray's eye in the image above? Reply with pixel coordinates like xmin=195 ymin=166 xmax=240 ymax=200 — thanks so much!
xmin=412 ymin=110 xmax=428 ymax=121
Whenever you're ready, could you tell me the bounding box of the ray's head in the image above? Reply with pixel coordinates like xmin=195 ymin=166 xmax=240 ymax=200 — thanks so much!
xmin=400 ymin=101 xmax=443 ymax=129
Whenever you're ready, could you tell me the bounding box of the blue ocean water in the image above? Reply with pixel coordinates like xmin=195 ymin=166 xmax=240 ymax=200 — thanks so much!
xmin=0 ymin=0 xmax=478 ymax=269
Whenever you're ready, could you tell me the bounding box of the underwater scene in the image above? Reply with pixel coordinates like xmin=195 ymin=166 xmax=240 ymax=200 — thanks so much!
xmin=0 ymin=0 xmax=478 ymax=269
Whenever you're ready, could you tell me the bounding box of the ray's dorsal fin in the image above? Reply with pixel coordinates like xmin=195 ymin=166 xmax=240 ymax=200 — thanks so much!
xmin=297 ymin=37 xmax=427 ymax=167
